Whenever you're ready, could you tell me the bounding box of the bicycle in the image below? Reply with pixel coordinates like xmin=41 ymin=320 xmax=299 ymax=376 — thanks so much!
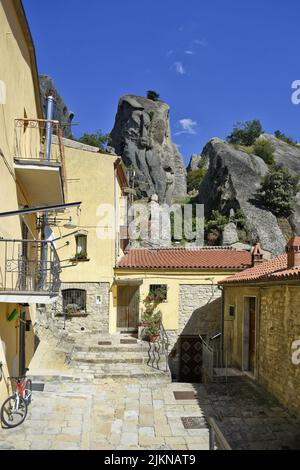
xmin=0 ymin=368 xmax=32 ymax=428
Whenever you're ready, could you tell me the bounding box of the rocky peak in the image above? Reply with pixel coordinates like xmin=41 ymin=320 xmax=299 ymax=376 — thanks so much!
xmin=110 ymin=95 xmax=187 ymax=204
xmin=39 ymin=75 xmax=74 ymax=139
xmin=198 ymin=137 xmax=287 ymax=255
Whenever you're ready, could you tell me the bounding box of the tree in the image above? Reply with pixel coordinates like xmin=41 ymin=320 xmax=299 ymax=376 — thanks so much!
xmin=253 ymin=140 xmax=275 ymax=165
xmin=227 ymin=119 xmax=263 ymax=146
xmin=187 ymin=168 xmax=207 ymax=192
xmin=79 ymin=130 xmax=110 ymax=152
xmin=147 ymin=90 xmax=160 ymax=101
xmin=274 ymin=130 xmax=297 ymax=146
xmin=257 ymin=166 xmax=299 ymax=217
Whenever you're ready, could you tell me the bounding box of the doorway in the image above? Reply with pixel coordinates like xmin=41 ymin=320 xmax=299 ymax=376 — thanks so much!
xmin=243 ymin=297 xmax=256 ymax=373
xmin=117 ymin=286 xmax=140 ymax=332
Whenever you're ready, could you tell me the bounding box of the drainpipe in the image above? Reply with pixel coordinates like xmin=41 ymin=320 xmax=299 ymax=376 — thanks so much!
xmin=42 ymin=94 xmax=56 ymax=286
xmin=218 ymin=285 xmax=224 ymax=367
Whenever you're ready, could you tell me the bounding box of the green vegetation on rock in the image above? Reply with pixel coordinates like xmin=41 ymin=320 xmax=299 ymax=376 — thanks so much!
xmin=253 ymin=140 xmax=275 ymax=166
xmin=79 ymin=130 xmax=110 ymax=152
xmin=274 ymin=130 xmax=297 ymax=146
xmin=227 ymin=119 xmax=263 ymax=146
xmin=257 ymin=166 xmax=299 ymax=217
xmin=187 ymin=168 xmax=207 ymax=192
xmin=146 ymin=90 xmax=160 ymax=101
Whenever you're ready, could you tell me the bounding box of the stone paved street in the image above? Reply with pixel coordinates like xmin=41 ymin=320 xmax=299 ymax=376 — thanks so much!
xmin=194 ymin=378 xmax=300 ymax=450
xmin=0 ymin=379 xmax=209 ymax=450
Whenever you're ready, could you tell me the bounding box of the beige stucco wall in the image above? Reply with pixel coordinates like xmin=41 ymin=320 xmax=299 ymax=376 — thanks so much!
xmin=0 ymin=1 xmax=41 ymax=403
xmin=51 ymin=144 xmax=125 ymax=283
xmin=223 ymin=283 xmax=300 ymax=417
xmin=113 ymin=269 xmax=236 ymax=333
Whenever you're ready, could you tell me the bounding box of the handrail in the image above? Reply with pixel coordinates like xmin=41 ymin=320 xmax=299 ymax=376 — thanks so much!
xmin=147 ymin=321 xmax=170 ymax=372
xmin=207 ymin=417 xmax=231 ymax=450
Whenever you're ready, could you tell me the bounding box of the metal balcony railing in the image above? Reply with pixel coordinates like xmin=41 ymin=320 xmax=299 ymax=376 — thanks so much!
xmin=0 ymin=239 xmax=61 ymax=296
xmin=14 ymin=118 xmax=64 ymax=164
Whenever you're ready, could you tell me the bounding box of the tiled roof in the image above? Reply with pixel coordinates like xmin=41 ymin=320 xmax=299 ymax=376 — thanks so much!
xmin=220 ymin=253 xmax=300 ymax=284
xmin=117 ymin=247 xmax=252 ymax=270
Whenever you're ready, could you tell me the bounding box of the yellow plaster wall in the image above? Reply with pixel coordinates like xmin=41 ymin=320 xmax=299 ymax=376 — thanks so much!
xmin=0 ymin=1 xmax=41 ymax=403
xmin=112 ymin=269 xmax=236 ymax=333
xmin=51 ymin=145 xmax=124 ymax=283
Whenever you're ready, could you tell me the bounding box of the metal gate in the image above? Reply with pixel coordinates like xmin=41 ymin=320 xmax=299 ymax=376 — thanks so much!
xmin=178 ymin=335 xmax=202 ymax=383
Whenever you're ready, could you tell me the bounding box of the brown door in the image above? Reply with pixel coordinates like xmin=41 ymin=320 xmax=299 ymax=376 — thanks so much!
xmin=117 ymin=286 xmax=139 ymax=331
xmin=179 ymin=335 xmax=202 ymax=383
xmin=248 ymin=297 xmax=256 ymax=372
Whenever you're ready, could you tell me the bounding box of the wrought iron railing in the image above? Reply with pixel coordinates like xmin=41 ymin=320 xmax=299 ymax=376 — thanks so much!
xmin=200 ymin=334 xmax=228 ymax=383
xmin=147 ymin=322 xmax=170 ymax=372
xmin=13 ymin=118 xmax=64 ymax=163
xmin=0 ymin=239 xmax=61 ymax=296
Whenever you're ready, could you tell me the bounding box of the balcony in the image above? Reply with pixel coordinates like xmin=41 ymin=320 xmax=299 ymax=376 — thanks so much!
xmin=13 ymin=118 xmax=66 ymax=206
xmin=0 ymin=239 xmax=61 ymax=304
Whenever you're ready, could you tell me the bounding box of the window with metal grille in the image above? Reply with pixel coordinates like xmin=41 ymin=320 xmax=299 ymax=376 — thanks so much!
xmin=149 ymin=284 xmax=168 ymax=301
xmin=62 ymin=289 xmax=87 ymax=313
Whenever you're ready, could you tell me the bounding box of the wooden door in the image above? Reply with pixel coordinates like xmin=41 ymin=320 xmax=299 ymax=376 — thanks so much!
xmin=248 ymin=297 xmax=256 ymax=372
xmin=179 ymin=335 xmax=202 ymax=383
xmin=117 ymin=286 xmax=139 ymax=331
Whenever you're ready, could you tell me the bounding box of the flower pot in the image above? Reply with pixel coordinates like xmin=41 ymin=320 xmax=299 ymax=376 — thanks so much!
xmin=149 ymin=334 xmax=160 ymax=343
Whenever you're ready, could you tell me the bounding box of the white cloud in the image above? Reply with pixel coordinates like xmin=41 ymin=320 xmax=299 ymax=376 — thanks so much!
xmin=166 ymin=49 xmax=174 ymax=57
xmin=175 ymin=118 xmax=197 ymax=135
xmin=184 ymin=50 xmax=194 ymax=55
xmin=174 ymin=62 xmax=186 ymax=75
xmin=193 ymin=39 xmax=207 ymax=47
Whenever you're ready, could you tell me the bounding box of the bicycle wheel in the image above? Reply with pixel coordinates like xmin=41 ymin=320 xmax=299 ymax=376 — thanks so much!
xmin=1 ymin=394 xmax=28 ymax=428
xmin=24 ymin=379 xmax=32 ymax=405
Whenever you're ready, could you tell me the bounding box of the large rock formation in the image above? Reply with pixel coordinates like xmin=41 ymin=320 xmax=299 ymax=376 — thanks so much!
xmin=110 ymin=95 xmax=187 ymax=203
xmin=198 ymin=137 xmax=288 ymax=255
xmin=39 ymin=75 xmax=74 ymax=139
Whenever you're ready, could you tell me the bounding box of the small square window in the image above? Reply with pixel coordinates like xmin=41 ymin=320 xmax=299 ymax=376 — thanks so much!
xmin=149 ymin=284 xmax=168 ymax=302
xmin=229 ymin=305 xmax=236 ymax=319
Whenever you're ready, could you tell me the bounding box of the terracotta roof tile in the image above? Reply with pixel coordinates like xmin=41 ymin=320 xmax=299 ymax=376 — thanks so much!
xmin=221 ymin=253 xmax=300 ymax=284
xmin=117 ymin=247 xmax=251 ymax=270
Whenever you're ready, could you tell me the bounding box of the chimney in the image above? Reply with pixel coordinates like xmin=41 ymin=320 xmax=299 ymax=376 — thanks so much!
xmin=286 ymin=237 xmax=300 ymax=269
xmin=251 ymin=242 xmax=264 ymax=267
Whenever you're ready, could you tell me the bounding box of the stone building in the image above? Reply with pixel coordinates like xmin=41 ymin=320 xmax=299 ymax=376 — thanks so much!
xmin=114 ymin=247 xmax=251 ymax=380
xmin=220 ymin=238 xmax=300 ymax=417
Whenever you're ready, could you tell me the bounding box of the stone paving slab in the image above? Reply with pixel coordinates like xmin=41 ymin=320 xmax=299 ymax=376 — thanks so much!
xmin=0 ymin=379 xmax=210 ymax=450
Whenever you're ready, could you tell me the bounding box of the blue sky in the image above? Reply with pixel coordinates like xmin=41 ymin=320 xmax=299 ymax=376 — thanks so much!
xmin=24 ymin=0 xmax=300 ymax=165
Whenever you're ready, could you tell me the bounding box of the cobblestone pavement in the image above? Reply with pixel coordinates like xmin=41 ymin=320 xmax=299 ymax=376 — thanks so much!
xmin=193 ymin=378 xmax=300 ymax=450
xmin=0 ymin=379 xmax=209 ymax=450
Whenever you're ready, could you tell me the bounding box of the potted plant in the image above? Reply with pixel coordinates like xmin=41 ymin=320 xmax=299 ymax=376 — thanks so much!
xmin=65 ymin=303 xmax=80 ymax=317
xmin=145 ymin=322 xmax=160 ymax=343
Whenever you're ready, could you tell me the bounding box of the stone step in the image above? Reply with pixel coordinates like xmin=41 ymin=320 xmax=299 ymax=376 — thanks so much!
xmin=73 ymin=344 xmax=150 ymax=353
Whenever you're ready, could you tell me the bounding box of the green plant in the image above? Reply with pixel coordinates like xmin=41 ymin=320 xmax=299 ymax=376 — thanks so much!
xmin=227 ymin=120 xmax=263 ymax=146
xmin=232 ymin=208 xmax=247 ymax=230
xmin=147 ymin=90 xmax=160 ymax=101
xmin=145 ymin=323 xmax=160 ymax=337
xmin=75 ymin=251 xmax=88 ymax=260
xmin=253 ymin=140 xmax=275 ymax=165
xmin=7 ymin=308 xmax=19 ymax=322
xmin=256 ymin=166 xmax=300 ymax=217
xmin=187 ymin=168 xmax=207 ymax=192
xmin=65 ymin=304 xmax=80 ymax=315
xmin=274 ymin=130 xmax=297 ymax=146
xmin=79 ymin=130 xmax=110 ymax=152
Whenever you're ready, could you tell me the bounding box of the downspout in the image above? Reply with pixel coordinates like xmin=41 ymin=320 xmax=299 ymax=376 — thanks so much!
xmin=218 ymin=284 xmax=224 ymax=366
xmin=42 ymin=94 xmax=56 ymax=286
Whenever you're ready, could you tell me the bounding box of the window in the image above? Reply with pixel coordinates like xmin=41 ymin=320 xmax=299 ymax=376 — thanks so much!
xmin=75 ymin=232 xmax=88 ymax=260
xmin=62 ymin=289 xmax=87 ymax=313
xmin=229 ymin=305 xmax=236 ymax=319
xmin=149 ymin=284 xmax=168 ymax=302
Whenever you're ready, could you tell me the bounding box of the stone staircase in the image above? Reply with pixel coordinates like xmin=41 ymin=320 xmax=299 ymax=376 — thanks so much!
xmin=68 ymin=333 xmax=171 ymax=384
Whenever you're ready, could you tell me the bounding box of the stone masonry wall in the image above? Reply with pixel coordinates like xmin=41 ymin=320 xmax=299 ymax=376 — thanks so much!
xmin=168 ymin=284 xmax=222 ymax=379
xmin=259 ymin=285 xmax=300 ymax=418
xmin=38 ymin=282 xmax=110 ymax=341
